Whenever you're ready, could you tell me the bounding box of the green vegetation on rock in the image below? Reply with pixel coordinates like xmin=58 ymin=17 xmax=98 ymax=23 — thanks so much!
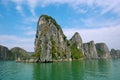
xmin=41 ymin=15 xmax=61 ymax=30
xmin=71 ymin=43 xmax=83 ymax=59
xmin=35 ymin=49 xmax=41 ymax=58
xmin=50 ymin=35 xmax=66 ymax=59
xmin=10 ymin=47 xmax=30 ymax=60
xmin=35 ymin=41 xmax=41 ymax=58
xmin=97 ymin=49 xmax=104 ymax=54
xmin=63 ymin=35 xmax=67 ymax=41
xmin=50 ymin=35 xmax=57 ymax=59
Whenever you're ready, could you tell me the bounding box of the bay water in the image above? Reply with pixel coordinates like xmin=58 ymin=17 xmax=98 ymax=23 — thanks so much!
xmin=0 ymin=59 xmax=120 ymax=80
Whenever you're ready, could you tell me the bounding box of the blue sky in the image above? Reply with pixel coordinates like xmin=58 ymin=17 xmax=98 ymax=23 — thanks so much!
xmin=0 ymin=0 xmax=120 ymax=52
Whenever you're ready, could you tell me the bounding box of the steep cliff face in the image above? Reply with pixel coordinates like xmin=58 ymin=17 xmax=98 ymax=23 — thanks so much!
xmin=34 ymin=14 xmax=114 ymax=62
xmin=69 ymin=32 xmax=84 ymax=59
xmin=96 ymin=43 xmax=110 ymax=58
xmin=83 ymin=41 xmax=98 ymax=59
xmin=110 ymin=49 xmax=120 ymax=58
xmin=35 ymin=15 xmax=71 ymax=62
xmin=0 ymin=45 xmax=10 ymax=60
xmin=10 ymin=47 xmax=29 ymax=60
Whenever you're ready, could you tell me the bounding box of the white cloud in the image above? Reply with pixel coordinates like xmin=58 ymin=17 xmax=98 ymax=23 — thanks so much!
xmin=80 ymin=17 xmax=120 ymax=28
xmin=11 ymin=0 xmax=25 ymax=16
xmin=95 ymin=0 xmax=120 ymax=15
xmin=9 ymin=0 xmax=120 ymax=16
xmin=26 ymin=0 xmax=39 ymax=16
xmin=20 ymin=26 xmax=33 ymax=31
xmin=20 ymin=26 xmax=36 ymax=36
xmin=0 ymin=35 xmax=34 ymax=51
xmin=38 ymin=0 xmax=120 ymax=15
xmin=24 ymin=17 xmax=38 ymax=23
xmin=16 ymin=5 xmax=25 ymax=16
xmin=63 ymin=26 xmax=120 ymax=50
xmin=25 ymin=31 xmax=36 ymax=36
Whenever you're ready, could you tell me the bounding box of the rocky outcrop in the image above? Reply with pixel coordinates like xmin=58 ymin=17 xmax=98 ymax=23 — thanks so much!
xmin=0 ymin=45 xmax=30 ymax=60
xmin=0 ymin=45 xmax=10 ymax=60
xmin=110 ymin=49 xmax=120 ymax=58
xmin=10 ymin=47 xmax=30 ymax=60
xmin=96 ymin=43 xmax=111 ymax=58
xmin=35 ymin=15 xmax=71 ymax=62
xmin=83 ymin=41 xmax=98 ymax=59
xmin=69 ymin=32 xmax=84 ymax=59
xmin=34 ymin=14 xmax=116 ymax=62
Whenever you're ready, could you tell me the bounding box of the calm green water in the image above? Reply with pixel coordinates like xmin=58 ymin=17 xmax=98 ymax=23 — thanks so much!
xmin=0 ymin=59 xmax=120 ymax=80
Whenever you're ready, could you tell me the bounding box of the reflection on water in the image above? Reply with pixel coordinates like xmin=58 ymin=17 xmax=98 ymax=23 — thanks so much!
xmin=32 ymin=62 xmax=73 ymax=80
xmin=32 ymin=59 xmax=111 ymax=80
xmin=0 ymin=59 xmax=120 ymax=80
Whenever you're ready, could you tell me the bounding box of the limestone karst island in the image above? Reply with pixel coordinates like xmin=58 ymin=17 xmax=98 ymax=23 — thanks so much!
xmin=0 ymin=15 xmax=120 ymax=62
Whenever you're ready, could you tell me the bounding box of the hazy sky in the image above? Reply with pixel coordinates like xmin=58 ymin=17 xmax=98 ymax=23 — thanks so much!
xmin=0 ymin=0 xmax=120 ymax=52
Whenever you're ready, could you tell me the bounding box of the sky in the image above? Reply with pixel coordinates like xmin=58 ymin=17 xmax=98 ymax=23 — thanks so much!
xmin=0 ymin=0 xmax=120 ymax=52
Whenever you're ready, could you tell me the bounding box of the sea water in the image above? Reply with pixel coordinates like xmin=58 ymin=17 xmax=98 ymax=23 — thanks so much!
xmin=0 ymin=59 xmax=120 ymax=80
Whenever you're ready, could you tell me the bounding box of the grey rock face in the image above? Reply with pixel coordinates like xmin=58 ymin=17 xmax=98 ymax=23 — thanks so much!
xmin=69 ymin=32 xmax=84 ymax=59
xmin=35 ymin=15 xmax=71 ymax=62
xmin=83 ymin=41 xmax=98 ymax=59
xmin=0 ymin=45 xmax=10 ymax=60
xmin=96 ymin=43 xmax=111 ymax=58
xmin=110 ymin=49 xmax=120 ymax=58
xmin=70 ymin=32 xmax=83 ymax=50
xmin=10 ymin=47 xmax=29 ymax=60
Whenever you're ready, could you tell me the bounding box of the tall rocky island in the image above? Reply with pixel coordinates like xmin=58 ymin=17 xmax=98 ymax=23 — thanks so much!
xmin=35 ymin=15 xmax=72 ymax=62
xmin=34 ymin=14 xmax=112 ymax=63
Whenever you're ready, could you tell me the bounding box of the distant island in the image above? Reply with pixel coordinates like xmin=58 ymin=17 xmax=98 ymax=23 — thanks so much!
xmin=0 ymin=15 xmax=120 ymax=62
